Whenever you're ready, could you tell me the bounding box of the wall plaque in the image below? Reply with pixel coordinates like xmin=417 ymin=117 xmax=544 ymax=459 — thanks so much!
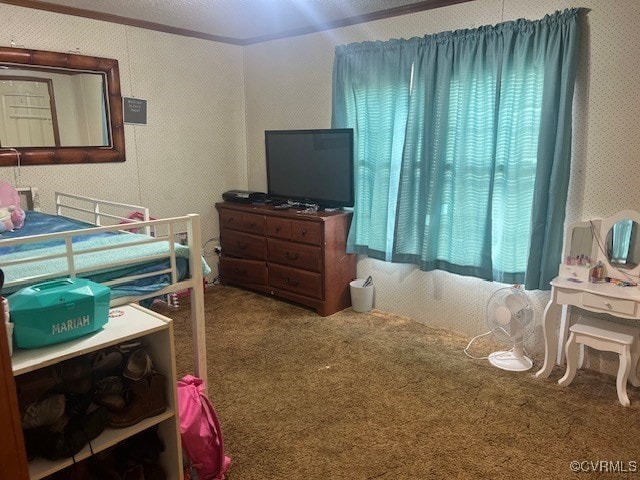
xmin=123 ymin=97 xmax=147 ymax=125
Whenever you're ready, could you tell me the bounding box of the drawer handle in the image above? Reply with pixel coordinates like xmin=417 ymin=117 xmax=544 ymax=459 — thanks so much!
xmin=285 ymin=251 xmax=299 ymax=260
xmin=285 ymin=277 xmax=300 ymax=287
xmin=234 ymin=267 xmax=247 ymax=275
xmin=250 ymin=222 xmax=256 ymax=228
xmin=605 ymin=302 xmax=612 ymax=309
xmin=275 ymin=226 xmax=281 ymax=232
xmin=227 ymin=217 xmax=234 ymax=223
xmin=301 ymin=229 xmax=307 ymax=236
xmin=237 ymin=241 xmax=248 ymax=250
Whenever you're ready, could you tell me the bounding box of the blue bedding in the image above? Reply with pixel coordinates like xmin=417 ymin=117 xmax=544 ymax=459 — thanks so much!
xmin=0 ymin=211 xmax=113 ymax=254
xmin=0 ymin=211 xmax=211 ymax=299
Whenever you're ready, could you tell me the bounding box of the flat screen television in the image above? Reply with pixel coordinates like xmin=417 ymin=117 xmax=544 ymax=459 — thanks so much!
xmin=265 ymin=128 xmax=354 ymax=209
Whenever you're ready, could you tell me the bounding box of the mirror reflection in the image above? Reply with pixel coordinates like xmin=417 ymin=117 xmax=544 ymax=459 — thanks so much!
xmin=569 ymin=226 xmax=593 ymax=262
xmin=0 ymin=45 xmax=124 ymax=166
xmin=606 ymin=219 xmax=640 ymax=269
xmin=0 ymin=66 xmax=108 ymax=148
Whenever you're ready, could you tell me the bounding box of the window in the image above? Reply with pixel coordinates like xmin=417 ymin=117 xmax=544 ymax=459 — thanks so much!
xmin=332 ymin=9 xmax=581 ymax=289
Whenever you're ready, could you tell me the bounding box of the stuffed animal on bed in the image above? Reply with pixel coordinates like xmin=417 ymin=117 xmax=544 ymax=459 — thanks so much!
xmin=0 ymin=181 xmax=25 ymax=232
xmin=0 ymin=206 xmax=16 ymax=232
xmin=10 ymin=204 xmax=25 ymax=229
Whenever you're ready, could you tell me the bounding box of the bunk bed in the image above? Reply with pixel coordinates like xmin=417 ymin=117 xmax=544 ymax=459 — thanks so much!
xmin=0 ymin=188 xmax=209 ymax=382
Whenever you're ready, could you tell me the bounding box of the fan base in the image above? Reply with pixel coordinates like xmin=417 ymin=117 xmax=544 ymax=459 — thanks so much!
xmin=488 ymin=351 xmax=533 ymax=372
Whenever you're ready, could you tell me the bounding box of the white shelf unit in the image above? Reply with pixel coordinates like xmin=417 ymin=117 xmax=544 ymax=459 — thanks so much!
xmin=11 ymin=303 xmax=183 ymax=480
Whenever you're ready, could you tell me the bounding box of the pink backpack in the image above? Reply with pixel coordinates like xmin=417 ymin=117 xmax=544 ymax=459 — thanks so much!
xmin=177 ymin=375 xmax=231 ymax=479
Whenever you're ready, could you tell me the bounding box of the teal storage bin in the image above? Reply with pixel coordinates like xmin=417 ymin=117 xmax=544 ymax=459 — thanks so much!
xmin=8 ymin=278 xmax=111 ymax=349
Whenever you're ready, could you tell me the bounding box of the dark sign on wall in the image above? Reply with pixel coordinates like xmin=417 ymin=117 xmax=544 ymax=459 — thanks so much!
xmin=123 ymin=97 xmax=147 ymax=125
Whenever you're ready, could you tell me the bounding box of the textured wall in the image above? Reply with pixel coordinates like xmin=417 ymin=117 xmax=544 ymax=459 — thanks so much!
xmin=2 ymin=0 xmax=640 ymax=371
xmin=243 ymin=0 xmax=640 ymax=363
xmin=0 ymin=3 xmax=248 ymax=270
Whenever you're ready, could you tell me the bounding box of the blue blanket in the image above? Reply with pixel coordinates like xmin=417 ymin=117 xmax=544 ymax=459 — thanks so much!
xmin=0 ymin=211 xmax=211 ymax=298
xmin=0 ymin=211 xmax=112 ymax=253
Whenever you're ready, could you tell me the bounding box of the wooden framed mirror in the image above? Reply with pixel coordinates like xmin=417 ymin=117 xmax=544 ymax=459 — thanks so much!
xmin=0 ymin=46 xmax=124 ymax=166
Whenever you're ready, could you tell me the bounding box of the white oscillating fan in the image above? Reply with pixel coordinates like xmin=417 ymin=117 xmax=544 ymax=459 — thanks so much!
xmin=485 ymin=286 xmax=535 ymax=372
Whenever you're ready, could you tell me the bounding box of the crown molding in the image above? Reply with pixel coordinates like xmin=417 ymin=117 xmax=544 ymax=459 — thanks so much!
xmin=0 ymin=0 xmax=474 ymax=46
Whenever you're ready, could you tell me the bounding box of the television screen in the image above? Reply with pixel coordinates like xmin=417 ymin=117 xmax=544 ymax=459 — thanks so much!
xmin=265 ymin=128 xmax=354 ymax=208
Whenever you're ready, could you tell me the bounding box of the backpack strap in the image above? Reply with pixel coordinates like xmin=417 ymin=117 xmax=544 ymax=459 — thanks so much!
xmin=199 ymin=391 xmax=231 ymax=479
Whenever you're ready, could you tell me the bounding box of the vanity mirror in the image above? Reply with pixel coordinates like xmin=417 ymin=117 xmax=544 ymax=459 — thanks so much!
xmin=0 ymin=46 xmax=124 ymax=165
xmin=559 ymin=210 xmax=640 ymax=282
xmin=559 ymin=219 xmax=600 ymax=281
xmin=568 ymin=225 xmax=594 ymax=260
xmin=537 ymin=209 xmax=640 ymax=379
xmin=605 ymin=219 xmax=640 ymax=269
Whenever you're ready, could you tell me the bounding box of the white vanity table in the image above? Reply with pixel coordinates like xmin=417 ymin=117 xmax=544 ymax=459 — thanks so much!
xmin=536 ymin=210 xmax=640 ymax=378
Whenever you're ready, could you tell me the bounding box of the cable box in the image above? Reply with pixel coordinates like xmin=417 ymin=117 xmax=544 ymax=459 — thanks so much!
xmin=222 ymin=190 xmax=267 ymax=204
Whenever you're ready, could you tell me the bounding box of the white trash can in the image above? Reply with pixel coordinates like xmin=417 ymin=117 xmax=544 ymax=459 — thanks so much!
xmin=350 ymin=279 xmax=374 ymax=312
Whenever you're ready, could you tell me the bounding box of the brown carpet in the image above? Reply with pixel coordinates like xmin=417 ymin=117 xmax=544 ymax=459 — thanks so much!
xmin=152 ymin=285 xmax=640 ymax=480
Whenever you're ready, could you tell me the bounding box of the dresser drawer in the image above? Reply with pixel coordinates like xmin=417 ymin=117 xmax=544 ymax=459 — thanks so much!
xmin=291 ymin=220 xmax=322 ymax=245
xmin=266 ymin=217 xmax=291 ymax=239
xmin=219 ymin=209 xmax=242 ymax=231
xmin=582 ymin=292 xmax=636 ymax=316
xmin=266 ymin=217 xmax=322 ymax=245
xmin=555 ymin=288 xmax=582 ymax=306
xmin=269 ymin=264 xmax=323 ymax=299
xmin=267 ymin=238 xmax=322 ymax=272
xmin=242 ymin=212 xmax=266 ymax=235
xmin=220 ymin=257 xmax=267 ymax=286
xmin=220 ymin=230 xmax=266 ymax=260
xmin=219 ymin=209 xmax=265 ymax=235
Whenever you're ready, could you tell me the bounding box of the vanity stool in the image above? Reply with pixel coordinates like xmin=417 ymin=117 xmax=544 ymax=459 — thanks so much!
xmin=558 ymin=317 xmax=640 ymax=406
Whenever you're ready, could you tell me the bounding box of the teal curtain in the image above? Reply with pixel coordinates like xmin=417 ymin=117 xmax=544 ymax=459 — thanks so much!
xmin=332 ymin=9 xmax=581 ymax=290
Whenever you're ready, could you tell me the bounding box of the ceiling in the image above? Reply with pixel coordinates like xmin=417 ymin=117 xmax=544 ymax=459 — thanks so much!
xmin=3 ymin=0 xmax=473 ymax=44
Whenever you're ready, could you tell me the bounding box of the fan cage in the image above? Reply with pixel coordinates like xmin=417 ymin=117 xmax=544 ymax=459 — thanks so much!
xmin=485 ymin=286 xmax=535 ymax=372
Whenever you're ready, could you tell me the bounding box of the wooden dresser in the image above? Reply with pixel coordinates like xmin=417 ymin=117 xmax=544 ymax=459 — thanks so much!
xmin=216 ymin=202 xmax=356 ymax=316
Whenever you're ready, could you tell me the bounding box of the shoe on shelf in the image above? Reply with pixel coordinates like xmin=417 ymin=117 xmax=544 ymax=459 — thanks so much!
xmin=86 ymin=446 xmax=126 ymax=480
xmin=36 ymin=405 xmax=109 ymax=461
xmin=109 ymin=373 xmax=167 ymax=428
xmin=141 ymin=460 xmax=167 ymax=480
xmin=41 ymin=458 xmax=94 ymax=480
xmin=16 ymin=356 xmax=93 ymax=411
xmin=92 ymin=347 xmax=125 ymax=378
xmin=16 ymin=367 xmax=63 ymax=411
xmin=94 ymin=376 xmax=127 ymax=412
xmin=21 ymin=393 xmax=65 ymax=429
xmin=76 ymin=404 xmax=110 ymax=443
xmin=122 ymin=464 xmax=145 ymax=480
xmin=108 ymin=427 xmax=167 ymax=480
xmin=56 ymin=356 xmax=93 ymax=395
xmin=118 ymin=425 xmax=166 ymax=465
xmin=122 ymin=348 xmax=154 ymax=381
